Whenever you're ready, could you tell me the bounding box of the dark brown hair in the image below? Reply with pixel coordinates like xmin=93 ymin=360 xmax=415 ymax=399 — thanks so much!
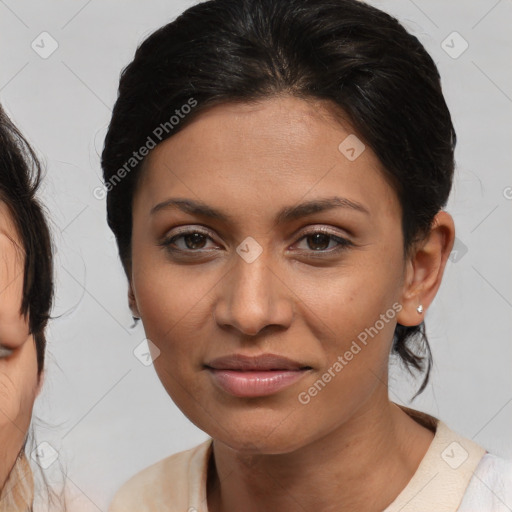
xmin=0 ymin=104 xmax=54 ymax=373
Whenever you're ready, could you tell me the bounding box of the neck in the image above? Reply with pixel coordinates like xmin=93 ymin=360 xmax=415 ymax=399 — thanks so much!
xmin=207 ymin=395 xmax=435 ymax=512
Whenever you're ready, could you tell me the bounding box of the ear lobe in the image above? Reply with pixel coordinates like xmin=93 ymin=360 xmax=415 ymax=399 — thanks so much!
xmin=396 ymin=211 xmax=455 ymax=327
xmin=128 ymin=282 xmax=141 ymax=319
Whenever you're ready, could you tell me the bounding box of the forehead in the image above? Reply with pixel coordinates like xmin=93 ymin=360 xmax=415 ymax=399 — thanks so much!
xmin=134 ymin=95 xmax=400 ymax=224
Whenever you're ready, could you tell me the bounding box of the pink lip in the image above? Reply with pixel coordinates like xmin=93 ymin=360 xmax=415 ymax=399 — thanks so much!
xmin=205 ymin=353 xmax=312 ymax=397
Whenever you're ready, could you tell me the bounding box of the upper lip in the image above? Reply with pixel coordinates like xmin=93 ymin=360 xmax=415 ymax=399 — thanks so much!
xmin=205 ymin=353 xmax=311 ymax=371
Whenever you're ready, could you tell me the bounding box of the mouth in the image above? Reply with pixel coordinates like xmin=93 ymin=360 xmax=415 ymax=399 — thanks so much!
xmin=204 ymin=353 xmax=312 ymax=397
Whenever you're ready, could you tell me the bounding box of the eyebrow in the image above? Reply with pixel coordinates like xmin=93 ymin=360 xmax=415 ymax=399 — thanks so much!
xmin=150 ymin=196 xmax=370 ymax=225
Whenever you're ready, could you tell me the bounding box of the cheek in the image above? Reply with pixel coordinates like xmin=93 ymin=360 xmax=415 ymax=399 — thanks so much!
xmin=0 ymin=345 xmax=38 ymax=457
xmin=288 ymin=250 xmax=404 ymax=398
xmin=293 ymin=249 xmax=403 ymax=335
xmin=133 ymin=261 xmax=213 ymax=345
xmin=0 ymin=236 xmax=30 ymax=349
xmin=131 ymin=227 xmax=232 ymax=346
xmin=132 ymin=261 xmax=214 ymax=402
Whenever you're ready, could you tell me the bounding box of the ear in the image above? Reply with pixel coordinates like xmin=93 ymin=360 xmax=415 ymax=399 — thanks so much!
xmin=396 ymin=211 xmax=455 ymax=327
xmin=128 ymin=281 xmax=141 ymax=319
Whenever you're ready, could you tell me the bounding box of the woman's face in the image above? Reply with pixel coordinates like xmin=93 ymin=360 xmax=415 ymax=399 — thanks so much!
xmin=129 ymin=95 xmax=417 ymax=453
xmin=0 ymin=201 xmax=39 ymax=488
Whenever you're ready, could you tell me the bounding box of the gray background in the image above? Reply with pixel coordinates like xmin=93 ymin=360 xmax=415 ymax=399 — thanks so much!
xmin=0 ymin=0 xmax=511 ymax=509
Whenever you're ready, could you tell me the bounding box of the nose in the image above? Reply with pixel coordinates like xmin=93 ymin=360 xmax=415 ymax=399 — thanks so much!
xmin=212 ymin=248 xmax=294 ymax=337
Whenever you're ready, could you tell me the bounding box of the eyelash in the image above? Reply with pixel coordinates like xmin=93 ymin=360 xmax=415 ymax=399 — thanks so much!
xmin=159 ymin=226 xmax=353 ymax=257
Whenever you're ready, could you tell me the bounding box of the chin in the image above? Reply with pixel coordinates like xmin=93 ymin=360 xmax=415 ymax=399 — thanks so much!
xmin=195 ymin=406 xmax=315 ymax=455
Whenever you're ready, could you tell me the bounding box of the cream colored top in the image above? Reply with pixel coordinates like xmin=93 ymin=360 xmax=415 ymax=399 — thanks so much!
xmin=0 ymin=453 xmax=33 ymax=512
xmin=109 ymin=405 xmax=511 ymax=512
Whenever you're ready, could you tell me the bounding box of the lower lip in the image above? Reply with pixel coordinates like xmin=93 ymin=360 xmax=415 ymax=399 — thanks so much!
xmin=207 ymin=369 xmax=309 ymax=397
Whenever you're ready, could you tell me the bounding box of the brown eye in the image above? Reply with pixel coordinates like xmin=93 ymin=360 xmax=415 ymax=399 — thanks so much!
xmin=180 ymin=232 xmax=208 ymax=250
xmin=160 ymin=228 xmax=218 ymax=253
xmin=305 ymin=233 xmax=332 ymax=251
xmin=294 ymin=229 xmax=353 ymax=254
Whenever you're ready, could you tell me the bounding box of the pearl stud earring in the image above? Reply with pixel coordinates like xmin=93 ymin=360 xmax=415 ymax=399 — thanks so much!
xmin=416 ymin=304 xmax=423 ymax=314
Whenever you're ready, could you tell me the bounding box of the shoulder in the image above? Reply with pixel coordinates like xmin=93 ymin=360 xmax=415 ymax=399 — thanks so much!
xmin=458 ymin=453 xmax=512 ymax=511
xmin=108 ymin=439 xmax=212 ymax=512
xmin=0 ymin=453 xmax=34 ymax=512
